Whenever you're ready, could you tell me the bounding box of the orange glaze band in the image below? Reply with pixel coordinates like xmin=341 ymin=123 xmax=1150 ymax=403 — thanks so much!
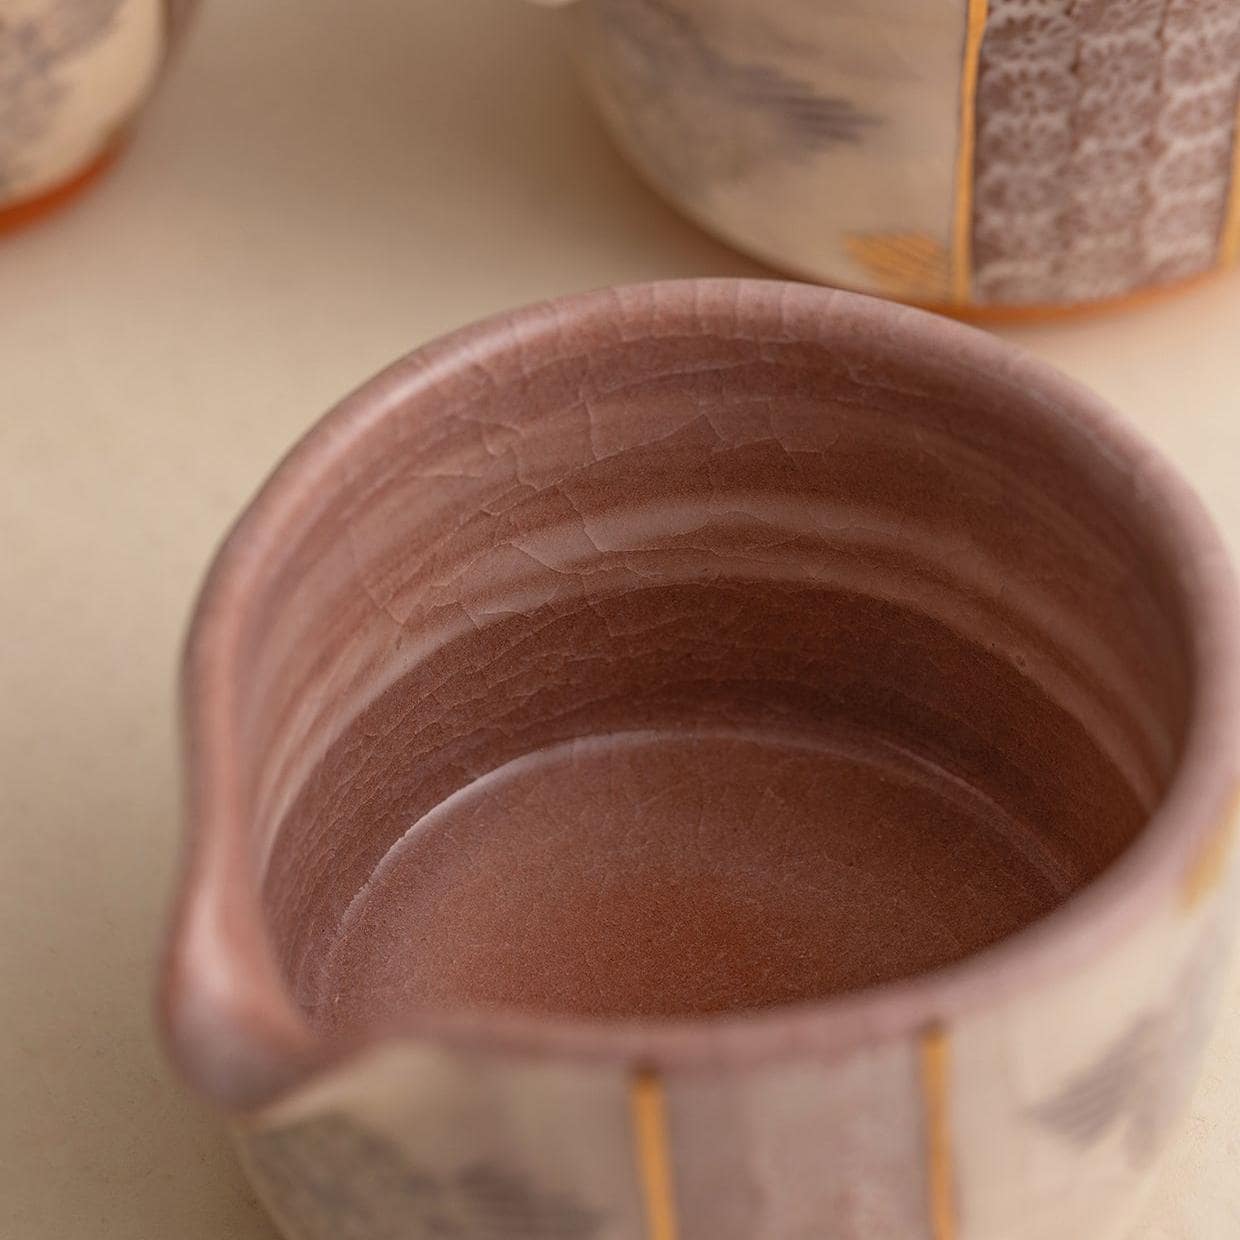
xmin=952 ymin=0 xmax=990 ymax=305
xmin=921 ymin=1025 xmax=957 ymax=1240
xmin=631 ymin=1067 xmax=680 ymax=1240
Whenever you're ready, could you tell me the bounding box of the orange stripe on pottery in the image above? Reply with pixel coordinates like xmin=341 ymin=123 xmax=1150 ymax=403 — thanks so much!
xmin=631 ymin=1068 xmax=679 ymax=1240
xmin=846 ymin=232 xmax=952 ymax=304
xmin=1182 ymin=787 xmax=1240 ymax=911
xmin=921 ymin=1025 xmax=957 ymax=1240
xmin=952 ymin=0 xmax=989 ymax=305
xmin=1223 ymin=92 xmax=1240 ymax=268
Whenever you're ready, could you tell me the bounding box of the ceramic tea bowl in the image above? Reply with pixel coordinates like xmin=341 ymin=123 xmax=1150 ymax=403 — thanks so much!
xmin=0 ymin=0 xmax=198 ymax=231
xmin=546 ymin=0 xmax=1240 ymax=318
xmin=163 ymin=280 xmax=1240 ymax=1240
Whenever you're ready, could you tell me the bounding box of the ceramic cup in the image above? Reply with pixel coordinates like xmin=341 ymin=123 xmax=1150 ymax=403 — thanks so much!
xmin=0 ymin=0 xmax=197 ymax=232
xmin=163 ymin=280 xmax=1240 ymax=1240
xmin=545 ymin=0 xmax=1240 ymax=318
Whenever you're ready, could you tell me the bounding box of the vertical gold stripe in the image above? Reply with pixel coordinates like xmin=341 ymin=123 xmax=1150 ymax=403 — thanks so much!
xmin=952 ymin=0 xmax=990 ymax=304
xmin=921 ymin=1025 xmax=957 ymax=1240
xmin=630 ymin=1068 xmax=679 ymax=1240
xmin=1221 ymin=90 xmax=1240 ymax=268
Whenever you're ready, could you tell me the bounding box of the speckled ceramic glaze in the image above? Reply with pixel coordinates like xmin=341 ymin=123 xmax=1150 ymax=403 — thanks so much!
xmin=550 ymin=0 xmax=1240 ymax=316
xmin=0 ymin=0 xmax=197 ymax=228
xmin=163 ymin=281 xmax=1240 ymax=1240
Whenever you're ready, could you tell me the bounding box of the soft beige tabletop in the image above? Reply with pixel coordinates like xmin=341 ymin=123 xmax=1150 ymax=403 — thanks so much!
xmin=1 ymin=2 xmax=1238 ymax=1236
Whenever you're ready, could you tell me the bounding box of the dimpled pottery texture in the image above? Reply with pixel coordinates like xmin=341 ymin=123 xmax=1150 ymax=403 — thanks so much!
xmin=163 ymin=281 xmax=1240 ymax=1240
xmin=0 ymin=0 xmax=197 ymax=225
xmin=563 ymin=0 xmax=1240 ymax=314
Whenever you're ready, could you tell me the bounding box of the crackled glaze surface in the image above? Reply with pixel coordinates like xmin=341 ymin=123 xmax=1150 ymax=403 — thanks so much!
xmin=166 ymin=282 xmax=1240 ymax=1239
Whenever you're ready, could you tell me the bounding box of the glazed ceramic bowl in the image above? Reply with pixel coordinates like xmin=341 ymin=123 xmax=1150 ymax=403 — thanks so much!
xmin=550 ymin=0 xmax=1240 ymax=317
xmin=163 ymin=280 xmax=1240 ymax=1240
xmin=0 ymin=0 xmax=197 ymax=232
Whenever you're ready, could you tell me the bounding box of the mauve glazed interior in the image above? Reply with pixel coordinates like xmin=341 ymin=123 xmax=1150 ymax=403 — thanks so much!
xmin=229 ymin=294 xmax=1191 ymax=1038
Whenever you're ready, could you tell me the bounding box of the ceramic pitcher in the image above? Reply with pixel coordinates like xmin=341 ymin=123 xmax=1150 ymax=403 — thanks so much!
xmin=534 ymin=0 xmax=1240 ymax=316
xmin=163 ymin=281 xmax=1240 ymax=1240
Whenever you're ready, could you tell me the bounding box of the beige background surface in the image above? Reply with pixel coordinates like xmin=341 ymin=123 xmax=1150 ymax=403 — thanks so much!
xmin=1 ymin=2 xmax=1238 ymax=1236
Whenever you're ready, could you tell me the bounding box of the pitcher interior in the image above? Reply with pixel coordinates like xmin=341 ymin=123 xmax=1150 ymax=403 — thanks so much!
xmin=224 ymin=302 xmax=1192 ymax=1037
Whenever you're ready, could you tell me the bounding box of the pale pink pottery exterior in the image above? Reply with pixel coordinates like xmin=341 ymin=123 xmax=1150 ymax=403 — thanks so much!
xmin=163 ymin=281 xmax=1240 ymax=1240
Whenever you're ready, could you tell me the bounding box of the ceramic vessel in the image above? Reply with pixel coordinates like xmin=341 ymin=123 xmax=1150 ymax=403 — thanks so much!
xmin=0 ymin=0 xmax=197 ymax=231
xmin=163 ymin=280 xmax=1240 ymax=1240
xmin=547 ymin=0 xmax=1240 ymax=317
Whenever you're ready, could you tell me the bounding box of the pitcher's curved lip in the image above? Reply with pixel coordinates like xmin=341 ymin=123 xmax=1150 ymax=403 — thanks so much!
xmin=162 ymin=278 xmax=1240 ymax=1110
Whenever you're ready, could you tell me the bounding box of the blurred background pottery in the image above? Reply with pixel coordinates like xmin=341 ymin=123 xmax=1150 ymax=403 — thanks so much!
xmin=541 ymin=0 xmax=1240 ymax=317
xmin=163 ymin=280 xmax=1240 ymax=1240
xmin=0 ymin=0 xmax=197 ymax=232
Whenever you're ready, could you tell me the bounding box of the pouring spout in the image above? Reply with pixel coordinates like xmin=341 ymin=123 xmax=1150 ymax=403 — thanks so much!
xmin=160 ymin=854 xmax=324 ymax=1112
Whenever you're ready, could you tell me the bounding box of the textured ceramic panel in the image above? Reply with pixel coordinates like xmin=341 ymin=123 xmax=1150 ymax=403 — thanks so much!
xmin=972 ymin=0 xmax=1240 ymax=307
xmin=665 ymin=1043 xmax=932 ymax=1239
xmin=0 ymin=0 xmax=165 ymax=204
xmin=237 ymin=1043 xmax=646 ymax=1240
xmin=573 ymin=0 xmax=969 ymax=303
xmin=950 ymin=814 xmax=1240 ymax=1240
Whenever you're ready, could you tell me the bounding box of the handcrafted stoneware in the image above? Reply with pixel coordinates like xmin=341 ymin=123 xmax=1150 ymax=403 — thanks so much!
xmin=539 ymin=0 xmax=1240 ymax=317
xmin=0 ymin=0 xmax=197 ymax=232
xmin=164 ymin=280 xmax=1240 ymax=1240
